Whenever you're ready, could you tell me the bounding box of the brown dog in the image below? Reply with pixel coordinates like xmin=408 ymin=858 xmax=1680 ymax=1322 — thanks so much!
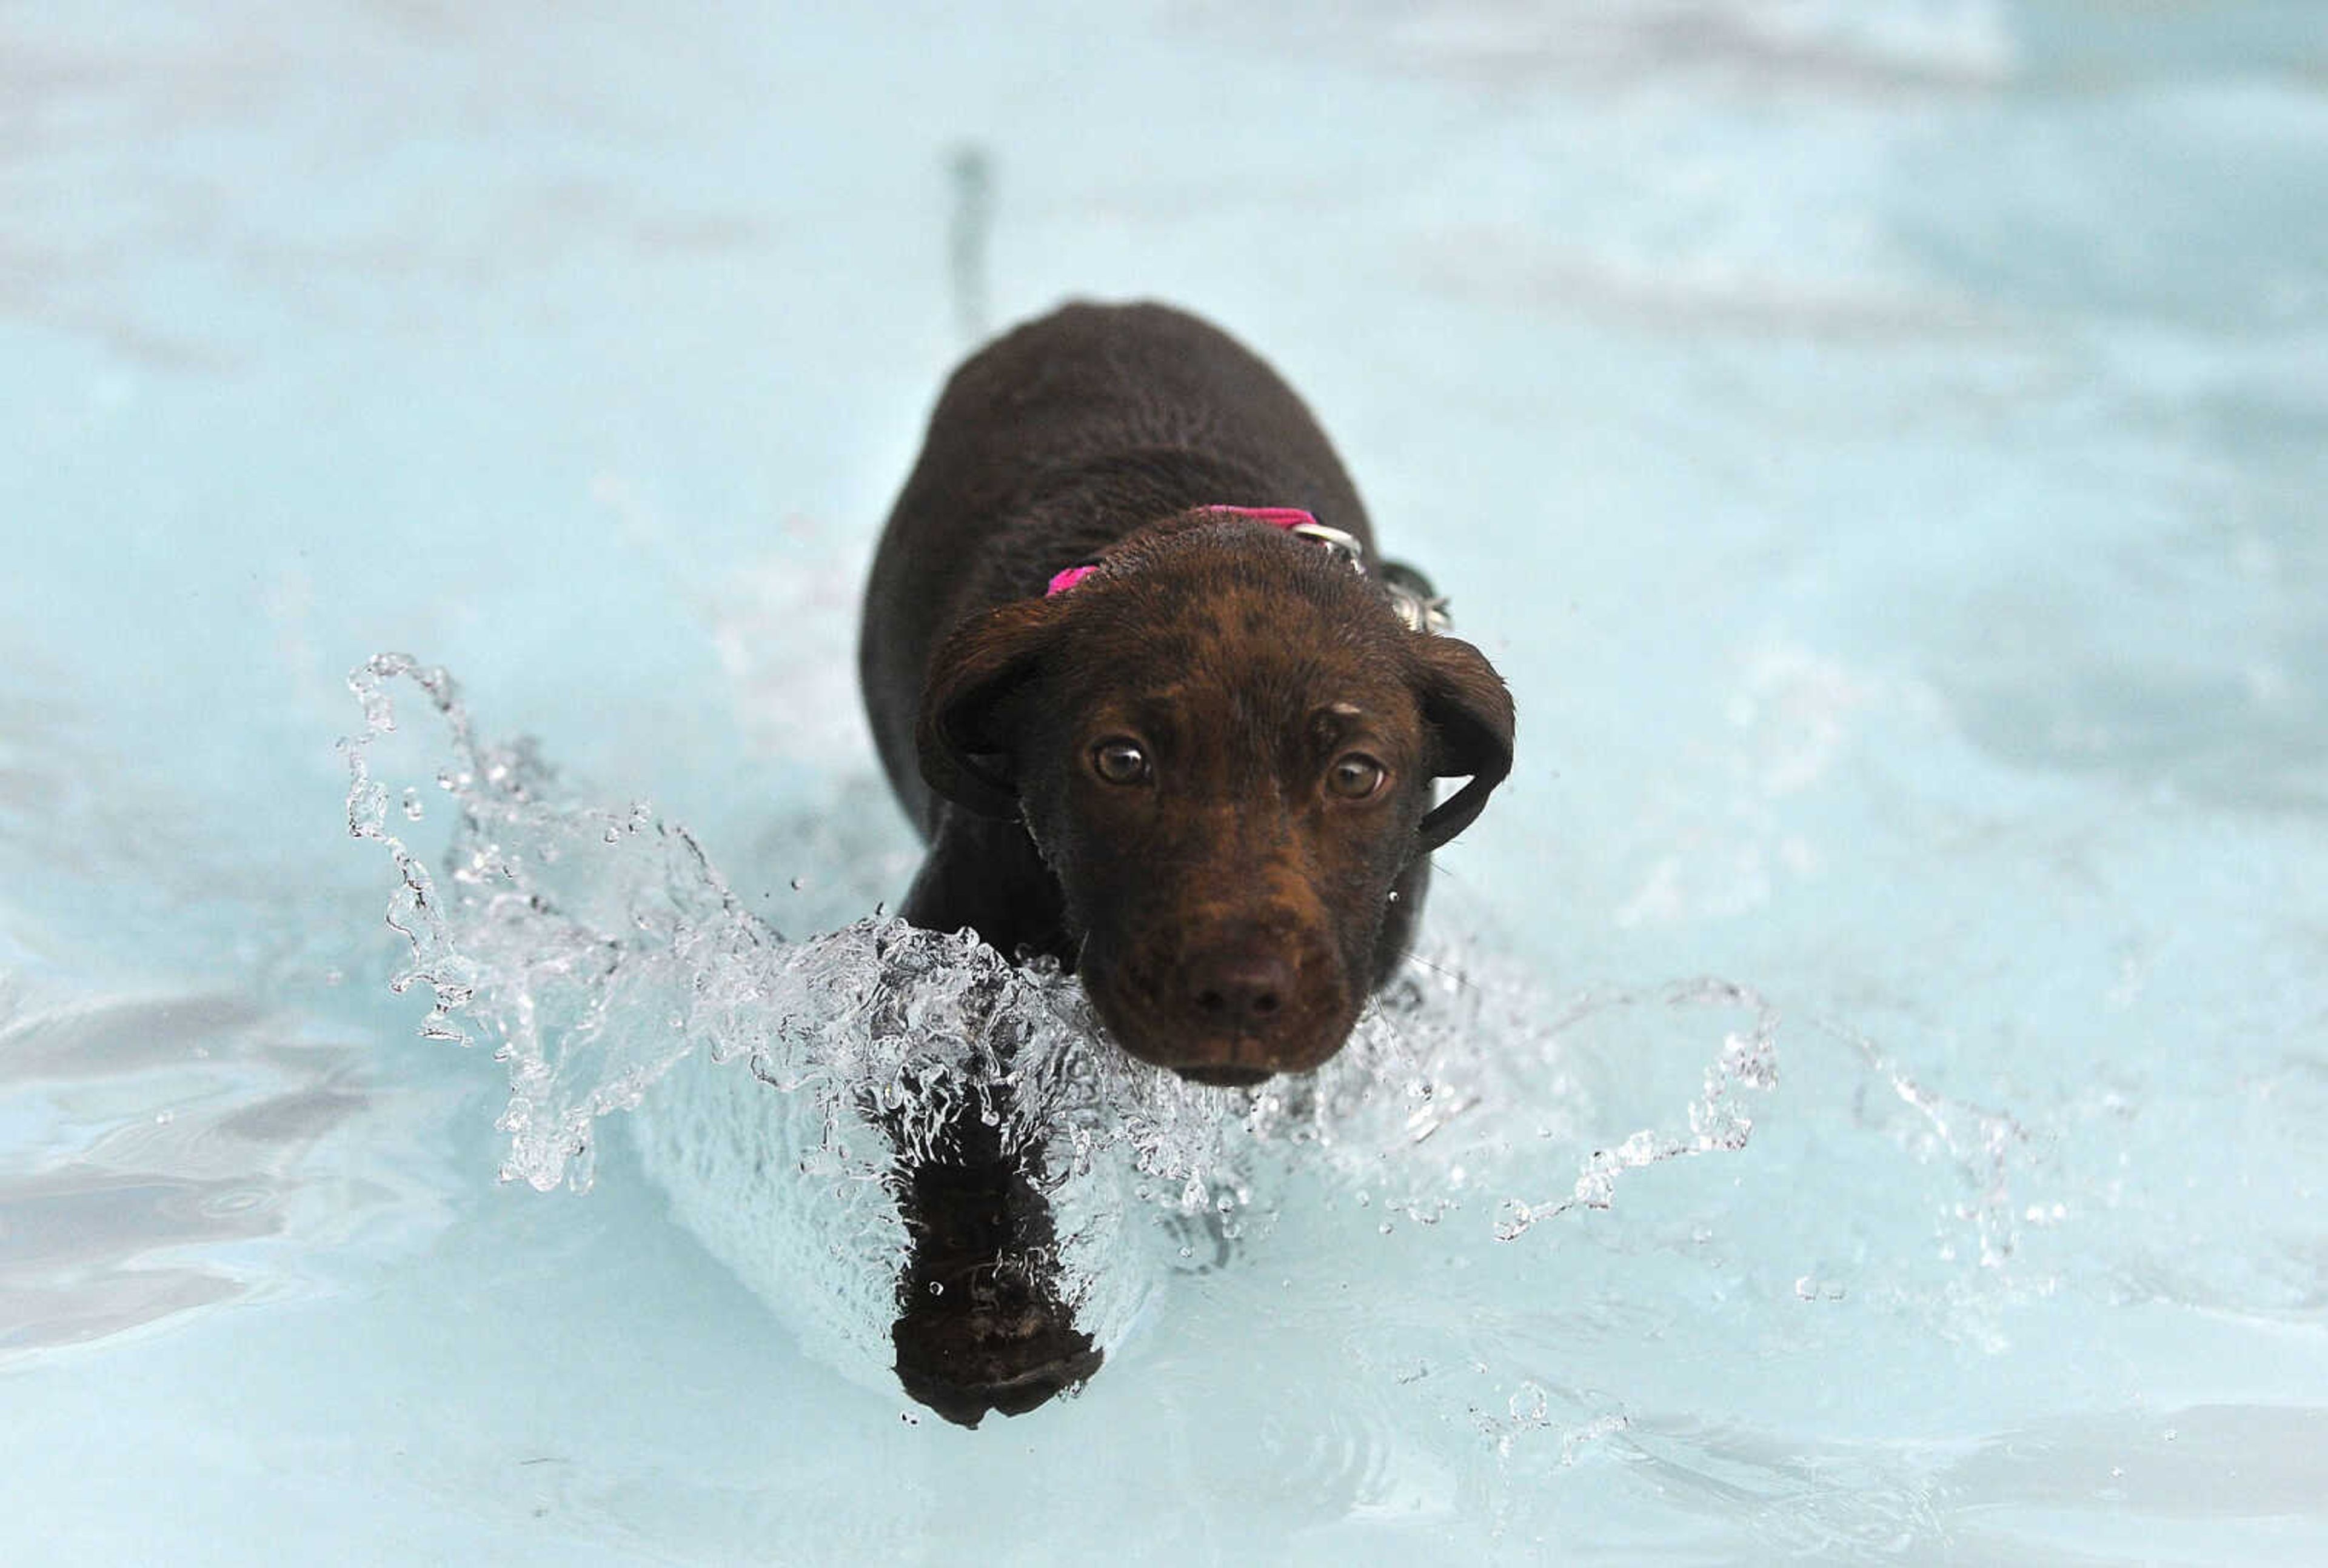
xmin=858 ymin=301 xmax=1514 ymax=1423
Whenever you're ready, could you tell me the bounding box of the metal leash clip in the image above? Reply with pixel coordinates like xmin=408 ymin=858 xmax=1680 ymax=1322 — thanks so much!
xmin=1288 ymin=519 xmax=1367 ymax=573
xmin=1282 ymin=516 xmax=1451 ymax=634
xmin=1378 ymin=561 xmax=1454 ymax=635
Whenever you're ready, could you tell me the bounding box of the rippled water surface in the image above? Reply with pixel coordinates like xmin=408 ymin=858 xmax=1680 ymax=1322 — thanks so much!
xmin=4 ymin=2 xmax=2325 ymax=1562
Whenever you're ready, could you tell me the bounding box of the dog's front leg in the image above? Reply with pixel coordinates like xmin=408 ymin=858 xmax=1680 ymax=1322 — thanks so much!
xmin=885 ymin=811 xmax=1098 ymax=1426
xmin=886 ymin=1098 xmax=1103 ymax=1428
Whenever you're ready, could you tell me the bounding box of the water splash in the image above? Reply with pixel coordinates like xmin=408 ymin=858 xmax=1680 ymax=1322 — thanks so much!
xmin=339 ymin=653 xmax=1500 ymax=1200
xmin=1493 ymin=981 xmax=1779 ymax=1240
xmin=1818 ymin=1017 xmax=2032 ymax=1271
xmin=339 ymin=653 xmax=1782 ymax=1380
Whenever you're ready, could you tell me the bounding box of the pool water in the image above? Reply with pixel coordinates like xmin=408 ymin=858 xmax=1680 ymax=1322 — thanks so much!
xmin=4 ymin=1 xmax=2325 ymax=1561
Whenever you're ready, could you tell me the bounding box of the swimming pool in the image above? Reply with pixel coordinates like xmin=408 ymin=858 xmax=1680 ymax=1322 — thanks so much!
xmin=4 ymin=1 xmax=2324 ymax=1560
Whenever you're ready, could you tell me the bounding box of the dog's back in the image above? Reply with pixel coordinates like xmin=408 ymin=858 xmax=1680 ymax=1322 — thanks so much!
xmin=860 ymin=302 xmax=1371 ymax=831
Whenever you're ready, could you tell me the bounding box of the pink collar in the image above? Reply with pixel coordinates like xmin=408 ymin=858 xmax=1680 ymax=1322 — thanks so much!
xmin=1046 ymin=505 xmax=1345 ymax=597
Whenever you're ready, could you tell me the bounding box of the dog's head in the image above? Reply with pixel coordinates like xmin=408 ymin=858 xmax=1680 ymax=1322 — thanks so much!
xmin=916 ymin=514 xmax=1514 ymax=1083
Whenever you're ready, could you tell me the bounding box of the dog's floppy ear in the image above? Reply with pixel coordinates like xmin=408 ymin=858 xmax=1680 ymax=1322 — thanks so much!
xmin=1411 ymin=635 xmax=1515 ymax=853
xmin=917 ymin=599 xmax=1060 ymax=818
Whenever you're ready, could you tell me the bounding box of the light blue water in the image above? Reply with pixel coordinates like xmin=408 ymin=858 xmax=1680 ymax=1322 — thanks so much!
xmin=4 ymin=2 xmax=2326 ymax=1561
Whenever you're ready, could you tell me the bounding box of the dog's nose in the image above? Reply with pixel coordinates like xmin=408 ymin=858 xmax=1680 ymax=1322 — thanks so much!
xmin=1185 ymin=951 xmax=1293 ymax=1032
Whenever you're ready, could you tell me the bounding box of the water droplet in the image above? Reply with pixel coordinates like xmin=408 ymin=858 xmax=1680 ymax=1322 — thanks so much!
xmin=790 ymin=876 xmax=806 ymax=891
xmin=401 ymin=787 xmax=424 ymax=820
xmin=153 ymin=1110 xmax=175 ymax=1126
xmin=900 ymin=1411 xmax=920 ymax=1426
xmin=928 ymin=1281 xmax=943 ymax=1296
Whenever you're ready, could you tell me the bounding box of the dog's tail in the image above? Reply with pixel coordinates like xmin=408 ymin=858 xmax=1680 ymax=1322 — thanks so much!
xmin=946 ymin=144 xmax=994 ymax=347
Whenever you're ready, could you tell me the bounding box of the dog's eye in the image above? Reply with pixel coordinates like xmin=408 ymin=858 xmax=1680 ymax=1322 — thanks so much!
xmin=1326 ymin=753 xmax=1388 ymax=801
xmin=1091 ymin=738 xmax=1151 ymax=786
